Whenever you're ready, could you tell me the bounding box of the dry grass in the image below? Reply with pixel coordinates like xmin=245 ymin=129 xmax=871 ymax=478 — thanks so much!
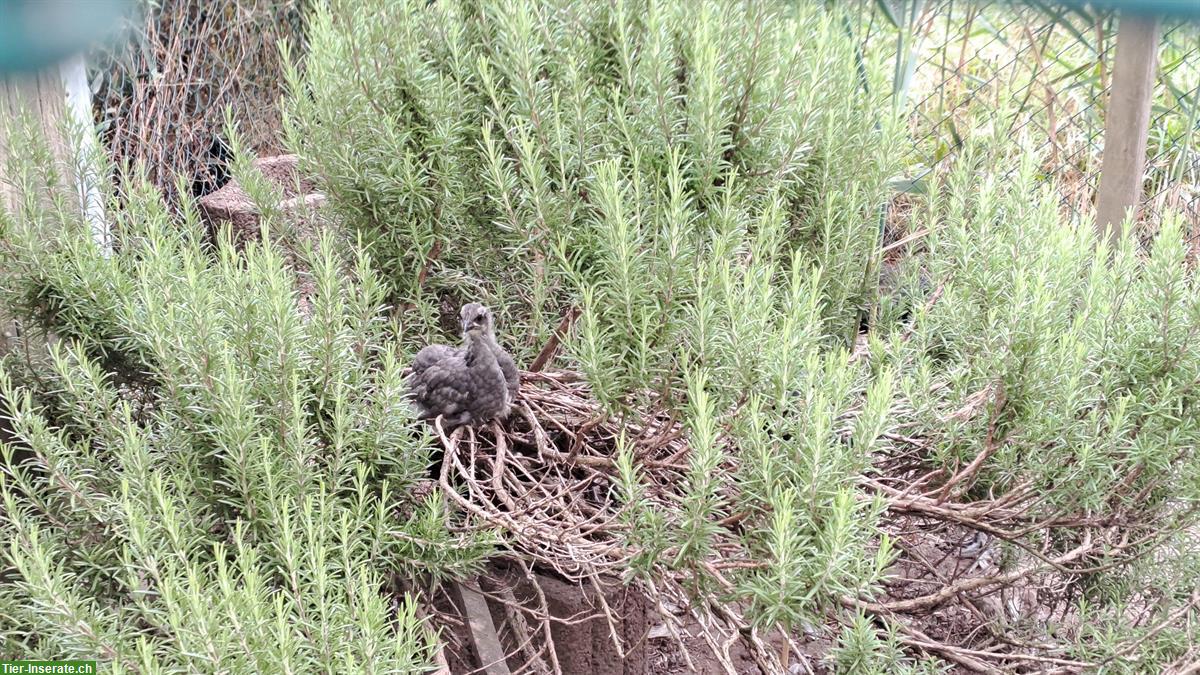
xmin=92 ymin=0 xmax=304 ymax=203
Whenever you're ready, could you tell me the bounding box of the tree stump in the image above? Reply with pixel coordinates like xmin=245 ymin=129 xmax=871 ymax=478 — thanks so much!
xmin=197 ymin=154 xmax=326 ymax=316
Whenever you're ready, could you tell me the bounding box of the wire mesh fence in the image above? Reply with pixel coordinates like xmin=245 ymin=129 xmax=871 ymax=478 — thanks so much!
xmin=88 ymin=0 xmax=307 ymax=206
xmin=862 ymin=0 xmax=1200 ymax=241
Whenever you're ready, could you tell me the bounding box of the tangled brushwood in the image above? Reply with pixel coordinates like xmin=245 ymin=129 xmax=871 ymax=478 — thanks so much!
xmin=432 ymin=370 xmax=822 ymax=673
xmin=91 ymin=0 xmax=306 ymax=203
xmin=436 ymin=371 xmax=661 ymax=579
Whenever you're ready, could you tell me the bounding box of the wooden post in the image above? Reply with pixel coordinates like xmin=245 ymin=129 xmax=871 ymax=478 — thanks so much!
xmin=0 ymin=68 xmax=66 ymax=211
xmin=0 ymin=57 xmax=107 ymax=247
xmin=453 ymin=581 xmax=511 ymax=675
xmin=1095 ymin=13 xmax=1160 ymax=245
xmin=0 ymin=56 xmax=107 ymax=357
xmin=61 ymin=54 xmax=110 ymax=253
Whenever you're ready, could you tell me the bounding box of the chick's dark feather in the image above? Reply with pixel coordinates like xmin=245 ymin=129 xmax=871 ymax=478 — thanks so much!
xmin=412 ymin=344 xmax=460 ymax=376
xmin=414 ymin=341 xmax=516 ymax=398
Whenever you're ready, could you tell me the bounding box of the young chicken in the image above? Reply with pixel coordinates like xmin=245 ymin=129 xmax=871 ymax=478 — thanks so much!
xmin=407 ymin=303 xmax=518 ymax=426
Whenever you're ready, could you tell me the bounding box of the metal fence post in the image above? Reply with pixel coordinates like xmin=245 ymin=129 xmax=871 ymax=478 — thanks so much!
xmin=1095 ymin=13 xmax=1161 ymax=245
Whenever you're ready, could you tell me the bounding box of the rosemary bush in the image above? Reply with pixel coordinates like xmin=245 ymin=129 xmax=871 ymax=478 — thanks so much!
xmin=882 ymin=140 xmax=1200 ymax=666
xmin=0 ymin=121 xmax=490 ymax=670
xmin=901 ymin=147 xmax=1200 ymax=514
xmin=283 ymin=0 xmax=903 ymax=367
xmin=1 ymin=0 xmax=1197 ymax=671
xmin=286 ymin=0 xmax=911 ymax=651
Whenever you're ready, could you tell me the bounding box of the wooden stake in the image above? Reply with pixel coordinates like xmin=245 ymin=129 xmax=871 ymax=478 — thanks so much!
xmin=1095 ymin=13 xmax=1160 ymax=246
xmin=454 ymin=581 xmax=511 ymax=675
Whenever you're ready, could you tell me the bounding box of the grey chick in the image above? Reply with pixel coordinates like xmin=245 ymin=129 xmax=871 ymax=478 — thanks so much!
xmin=410 ymin=303 xmax=520 ymax=401
xmin=408 ymin=303 xmax=515 ymax=426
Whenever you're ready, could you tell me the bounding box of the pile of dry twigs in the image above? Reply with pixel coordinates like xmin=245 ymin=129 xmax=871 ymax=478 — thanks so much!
xmin=428 ymin=370 xmax=810 ymax=674
xmin=424 ymin=368 xmax=1198 ymax=673
xmin=859 ymin=424 xmax=1199 ymax=673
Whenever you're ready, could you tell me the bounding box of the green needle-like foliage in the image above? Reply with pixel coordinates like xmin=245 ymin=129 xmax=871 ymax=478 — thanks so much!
xmin=1 ymin=0 xmax=1197 ymax=671
xmin=0 ymin=116 xmax=489 ymax=670
xmin=284 ymin=0 xmax=906 ymax=653
xmin=896 ymin=144 xmax=1200 ymax=515
xmin=284 ymin=0 xmax=904 ymax=377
